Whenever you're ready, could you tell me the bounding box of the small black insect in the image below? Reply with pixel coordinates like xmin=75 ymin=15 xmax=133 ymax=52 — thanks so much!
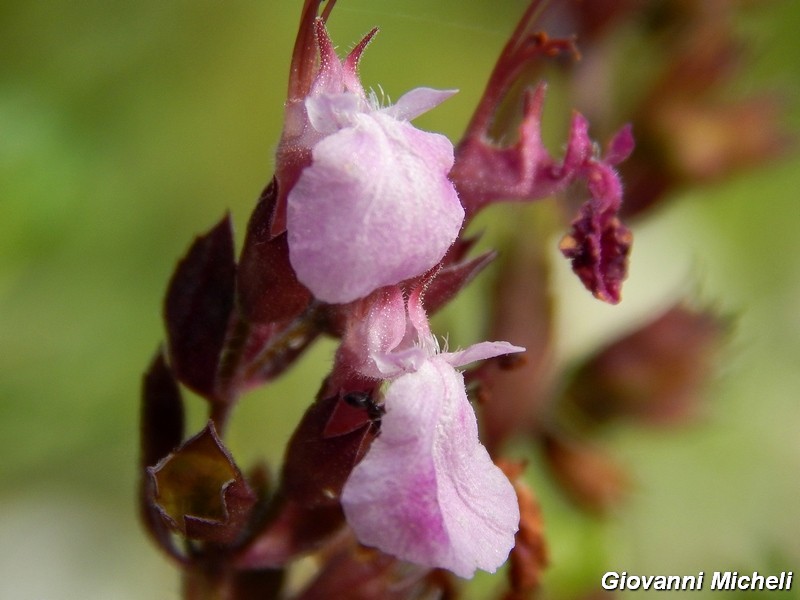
xmin=343 ymin=391 xmax=385 ymax=426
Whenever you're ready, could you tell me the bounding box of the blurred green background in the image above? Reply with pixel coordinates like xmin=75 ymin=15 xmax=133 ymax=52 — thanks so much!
xmin=1 ymin=1 xmax=799 ymax=598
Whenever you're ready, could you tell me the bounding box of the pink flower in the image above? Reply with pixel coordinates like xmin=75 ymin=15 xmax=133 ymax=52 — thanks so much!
xmin=340 ymin=288 xmax=523 ymax=577
xmin=285 ymin=23 xmax=464 ymax=304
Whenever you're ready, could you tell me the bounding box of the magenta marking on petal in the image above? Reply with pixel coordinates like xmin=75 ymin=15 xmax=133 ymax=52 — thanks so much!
xmin=342 ymin=362 xmax=450 ymax=566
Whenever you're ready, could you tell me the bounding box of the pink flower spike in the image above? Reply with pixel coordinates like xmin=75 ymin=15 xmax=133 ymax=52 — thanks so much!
xmin=341 ymin=359 xmax=520 ymax=578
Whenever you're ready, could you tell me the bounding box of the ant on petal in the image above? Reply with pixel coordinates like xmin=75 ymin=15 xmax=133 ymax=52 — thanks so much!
xmin=343 ymin=391 xmax=385 ymax=428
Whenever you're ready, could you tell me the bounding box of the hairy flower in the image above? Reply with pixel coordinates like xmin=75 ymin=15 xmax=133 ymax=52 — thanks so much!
xmin=340 ymin=288 xmax=523 ymax=577
xmin=285 ymin=22 xmax=464 ymax=304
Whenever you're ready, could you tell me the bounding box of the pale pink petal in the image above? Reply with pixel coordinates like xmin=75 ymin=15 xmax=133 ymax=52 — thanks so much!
xmin=402 ymin=287 xmax=436 ymax=354
xmin=305 ymin=93 xmax=365 ymax=134
xmin=341 ymin=359 xmax=519 ymax=578
xmin=287 ymin=112 xmax=464 ymax=304
xmin=339 ymin=286 xmax=410 ymax=379
xmin=382 ymin=88 xmax=458 ymax=122
xmin=372 ymin=346 xmax=428 ymax=377
xmin=443 ymin=341 xmax=525 ymax=369
xmin=358 ymin=287 xmax=404 ymax=355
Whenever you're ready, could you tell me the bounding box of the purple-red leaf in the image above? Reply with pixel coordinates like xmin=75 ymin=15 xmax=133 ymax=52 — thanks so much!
xmin=164 ymin=215 xmax=236 ymax=399
xmin=563 ymin=304 xmax=727 ymax=426
xmin=323 ymin=394 xmax=376 ymax=438
xmin=140 ymin=474 xmax=187 ymax=564
xmin=236 ymin=499 xmax=345 ymax=569
xmin=238 ymin=179 xmax=311 ymax=324
xmin=421 ymin=250 xmax=496 ymax=316
xmin=281 ymin=395 xmax=374 ymax=508
xmin=237 ymin=394 xmax=373 ymax=567
xmin=139 ymin=347 xmax=187 ymax=562
xmin=217 ymin=305 xmax=324 ymax=394
xmin=148 ymin=422 xmax=256 ymax=546
xmin=141 ymin=347 xmax=185 ymax=468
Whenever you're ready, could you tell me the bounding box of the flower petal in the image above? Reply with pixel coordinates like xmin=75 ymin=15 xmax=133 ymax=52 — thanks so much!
xmin=288 ymin=112 xmax=464 ymax=303
xmin=347 ymin=287 xmax=408 ymax=375
xmin=341 ymin=286 xmax=428 ymax=379
xmin=305 ymin=92 xmax=365 ymax=134
xmin=341 ymin=359 xmax=519 ymax=578
xmin=382 ymin=87 xmax=458 ymax=122
xmin=443 ymin=341 xmax=525 ymax=369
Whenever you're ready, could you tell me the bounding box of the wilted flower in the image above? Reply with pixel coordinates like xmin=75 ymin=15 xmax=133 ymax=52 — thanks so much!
xmin=452 ymin=83 xmax=634 ymax=304
xmin=284 ymin=21 xmax=464 ymax=304
xmin=340 ymin=287 xmax=524 ymax=577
